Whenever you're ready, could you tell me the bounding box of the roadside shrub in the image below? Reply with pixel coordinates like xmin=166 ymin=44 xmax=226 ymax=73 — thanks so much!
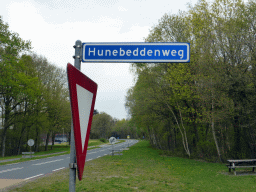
xmin=99 ymin=138 xmax=107 ymax=143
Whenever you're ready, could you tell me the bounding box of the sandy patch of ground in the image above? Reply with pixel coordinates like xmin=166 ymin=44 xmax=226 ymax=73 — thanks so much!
xmin=0 ymin=179 xmax=24 ymax=190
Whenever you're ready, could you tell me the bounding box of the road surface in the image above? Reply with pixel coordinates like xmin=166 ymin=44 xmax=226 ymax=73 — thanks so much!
xmin=0 ymin=139 xmax=138 ymax=190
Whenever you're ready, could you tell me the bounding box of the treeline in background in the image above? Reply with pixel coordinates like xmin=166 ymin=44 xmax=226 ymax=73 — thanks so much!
xmin=0 ymin=15 xmax=139 ymax=158
xmin=90 ymin=110 xmax=143 ymax=140
xmin=0 ymin=15 xmax=72 ymax=157
xmin=125 ymin=0 xmax=256 ymax=162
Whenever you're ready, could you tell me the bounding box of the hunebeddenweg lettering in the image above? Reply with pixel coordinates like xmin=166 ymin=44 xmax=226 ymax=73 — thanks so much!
xmin=82 ymin=43 xmax=190 ymax=63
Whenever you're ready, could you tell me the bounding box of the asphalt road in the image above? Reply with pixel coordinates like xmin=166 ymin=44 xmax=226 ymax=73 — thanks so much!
xmin=0 ymin=139 xmax=138 ymax=181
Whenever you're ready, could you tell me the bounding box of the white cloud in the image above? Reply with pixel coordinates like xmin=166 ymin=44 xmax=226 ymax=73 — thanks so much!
xmin=7 ymin=1 xmax=45 ymax=38
xmin=118 ymin=6 xmax=128 ymax=12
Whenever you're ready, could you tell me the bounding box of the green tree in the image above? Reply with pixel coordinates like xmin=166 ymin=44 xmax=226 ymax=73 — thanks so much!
xmin=90 ymin=112 xmax=114 ymax=139
xmin=0 ymin=16 xmax=35 ymax=157
xmin=126 ymin=0 xmax=256 ymax=162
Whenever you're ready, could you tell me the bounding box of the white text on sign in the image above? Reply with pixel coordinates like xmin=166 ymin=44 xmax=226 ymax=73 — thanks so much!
xmin=82 ymin=43 xmax=190 ymax=63
xmin=88 ymin=48 xmax=184 ymax=59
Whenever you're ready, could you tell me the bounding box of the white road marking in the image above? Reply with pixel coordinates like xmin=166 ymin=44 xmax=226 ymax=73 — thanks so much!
xmin=32 ymin=159 xmax=63 ymax=165
xmin=24 ymin=173 xmax=44 ymax=180
xmin=52 ymin=167 xmax=66 ymax=172
xmin=97 ymin=156 xmax=101 ymax=158
xmin=0 ymin=167 xmax=24 ymax=174
xmin=86 ymin=159 xmax=92 ymax=161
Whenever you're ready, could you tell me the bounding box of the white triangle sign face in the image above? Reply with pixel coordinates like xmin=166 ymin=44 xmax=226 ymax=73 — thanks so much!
xmin=76 ymin=84 xmax=93 ymax=152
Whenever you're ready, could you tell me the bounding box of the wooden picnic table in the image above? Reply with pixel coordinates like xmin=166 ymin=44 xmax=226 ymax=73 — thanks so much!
xmin=226 ymin=159 xmax=256 ymax=175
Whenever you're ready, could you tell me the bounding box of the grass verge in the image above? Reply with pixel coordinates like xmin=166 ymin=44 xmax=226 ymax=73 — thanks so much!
xmin=5 ymin=140 xmax=256 ymax=192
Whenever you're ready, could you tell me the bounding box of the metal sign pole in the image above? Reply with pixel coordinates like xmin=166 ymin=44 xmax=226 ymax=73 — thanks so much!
xmin=69 ymin=40 xmax=82 ymax=192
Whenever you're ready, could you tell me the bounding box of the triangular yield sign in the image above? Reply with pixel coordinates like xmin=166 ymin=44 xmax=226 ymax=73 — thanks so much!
xmin=67 ymin=63 xmax=98 ymax=181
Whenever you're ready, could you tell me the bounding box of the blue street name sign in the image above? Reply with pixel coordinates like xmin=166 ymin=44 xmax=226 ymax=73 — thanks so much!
xmin=82 ymin=42 xmax=190 ymax=63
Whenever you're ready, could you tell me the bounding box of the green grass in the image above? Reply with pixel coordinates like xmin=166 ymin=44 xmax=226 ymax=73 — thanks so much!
xmin=87 ymin=139 xmax=107 ymax=147
xmin=5 ymin=140 xmax=256 ymax=192
xmin=0 ymin=144 xmax=70 ymax=163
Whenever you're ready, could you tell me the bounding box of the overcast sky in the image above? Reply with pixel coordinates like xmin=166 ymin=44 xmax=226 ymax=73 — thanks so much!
xmin=1 ymin=0 xmax=201 ymax=120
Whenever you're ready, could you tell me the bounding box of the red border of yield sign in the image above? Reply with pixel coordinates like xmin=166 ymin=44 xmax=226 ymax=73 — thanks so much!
xmin=67 ymin=63 xmax=98 ymax=181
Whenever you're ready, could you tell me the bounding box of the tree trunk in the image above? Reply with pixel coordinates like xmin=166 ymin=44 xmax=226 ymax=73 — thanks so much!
xmin=225 ymin=125 xmax=231 ymax=151
xmin=174 ymin=126 xmax=176 ymax=150
xmin=233 ymin=115 xmax=240 ymax=158
xmin=45 ymin=132 xmax=50 ymax=151
xmin=212 ymin=120 xmax=222 ymax=162
xmin=211 ymin=78 xmax=222 ymax=162
xmin=167 ymin=121 xmax=171 ymax=151
xmin=168 ymin=134 xmax=171 ymax=151
xmin=205 ymin=123 xmax=209 ymax=141
xmin=153 ymin=128 xmax=162 ymax=149
xmin=1 ymin=133 xmax=6 ymax=157
xmin=147 ymin=126 xmax=153 ymax=146
xmin=17 ymin=135 xmax=23 ymax=155
xmin=35 ymin=128 xmax=40 ymax=152
xmin=152 ymin=133 xmax=157 ymax=147
xmin=51 ymin=132 xmax=55 ymax=150
xmin=165 ymin=102 xmax=190 ymax=157
xmin=1 ymin=98 xmax=11 ymax=157
xmin=177 ymin=103 xmax=190 ymax=157
xmin=17 ymin=123 xmax=27 ymax=155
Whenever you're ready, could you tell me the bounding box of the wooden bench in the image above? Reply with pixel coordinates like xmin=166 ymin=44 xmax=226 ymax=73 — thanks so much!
xmin=22 ymin=152 xmax=35 ymax=158
xmin=226 ymin=159 xmax=256 ymax=175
